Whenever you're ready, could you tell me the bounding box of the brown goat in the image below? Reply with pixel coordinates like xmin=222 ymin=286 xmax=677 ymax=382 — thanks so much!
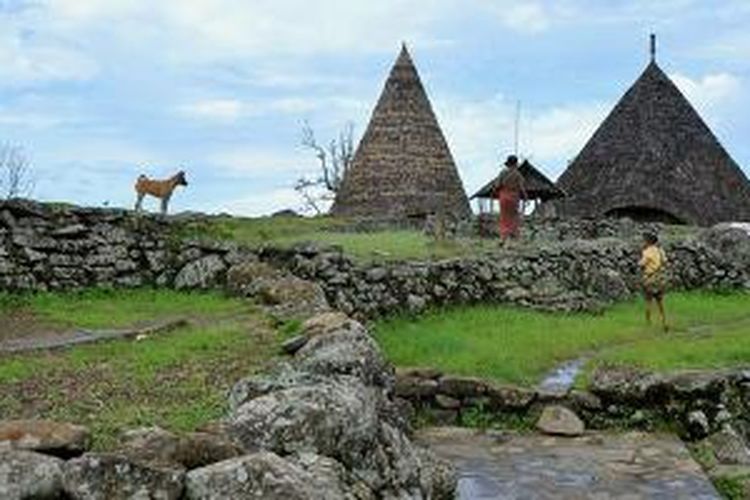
xmin=134 ymin=170 xmax=188 ymax=214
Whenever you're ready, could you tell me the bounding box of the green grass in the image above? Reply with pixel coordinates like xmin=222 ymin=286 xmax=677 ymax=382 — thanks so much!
xmin=177 ymin=215 xmax=493 ymax=261
xmin=375 ymin=291 xmax=750 ymax=386
xmin=0 ymin=289 xmax=278 ymax=449
xmin=0 ymin=288 xmax=247 ymax=329
xmin=0 ymin=322 xmax=278 ymax=449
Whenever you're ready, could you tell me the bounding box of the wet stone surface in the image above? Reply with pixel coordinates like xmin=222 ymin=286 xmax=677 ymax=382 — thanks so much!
xmin=417 ymin=427 xmax=719 ymax=499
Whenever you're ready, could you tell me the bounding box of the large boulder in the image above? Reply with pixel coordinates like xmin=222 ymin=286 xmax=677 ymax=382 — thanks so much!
xmin=185 ymin=451 xmax=371 ymax=500
xmin=226 ymin=261 xmax=279 ymax=295
xmin=294 ymin=321 xmax=394 ymax=389
xmin=229 ymin=379 xmax=380 ymax=468
xmin=0 ymin=450 xmax=64 ymax=500
xmin=63 ymin=453 xmax=185 ymax=500
xmin=174 ymin=255 xmax=226 ymax=290
xmin=536 ymin=405 xmax=585 ymax=437
xmin=119 ymin=427 xmax=242 ymax=470
xmin=299 ymin=312 xmax=351 ymax=338
xmin=227 ymin=365 xmax=328 ymax=412
xmin=0 ymin=419 xmax=90 ymax=458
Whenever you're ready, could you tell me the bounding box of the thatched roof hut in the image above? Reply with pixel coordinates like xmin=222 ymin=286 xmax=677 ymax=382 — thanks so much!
xmin=331 ymin=45 xmax=471 ymax=220
xmin=556 ymin=38 xmax=750 ymax=225
xmin=471 ymin=159 xmax=565 ymax=202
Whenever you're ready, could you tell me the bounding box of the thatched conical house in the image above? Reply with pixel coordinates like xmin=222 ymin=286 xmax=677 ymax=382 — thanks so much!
xmin=331 ymin=45 xmax=471 ymax=220
xmin=556 ymin=38 xmax=750 ymax=225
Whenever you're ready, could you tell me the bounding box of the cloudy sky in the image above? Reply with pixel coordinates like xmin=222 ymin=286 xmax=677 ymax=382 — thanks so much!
xmin=1 ymin=0 xmax=749 ymax=215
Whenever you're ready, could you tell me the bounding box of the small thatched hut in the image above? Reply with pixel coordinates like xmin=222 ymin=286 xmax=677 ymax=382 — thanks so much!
xmin=556 ymin=37 xmax=750 ymax=225
xmin=471 ymin=159 xmax=565 ymax=214
xmin=331 ymin=44 xmax=471 ymax=220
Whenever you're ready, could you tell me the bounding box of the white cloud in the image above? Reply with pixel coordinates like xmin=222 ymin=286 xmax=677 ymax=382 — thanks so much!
xmin=0 ymin=31 xmax=97 ymax=85
xmin=671 ymin=72 xmax=742 ymax=123
xmin=209 ymin=148 xmax=312 ymax=177
xmin=177 ymin=99 xmax=244 ymax=122
xmin=494 ymin=3 xmax=550 ymax=33
xmin=437 ymin=94 xmax=607 ymax=191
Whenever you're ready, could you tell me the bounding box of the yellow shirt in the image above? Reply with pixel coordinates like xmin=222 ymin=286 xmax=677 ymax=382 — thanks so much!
xmin=640 ymin=245 xmax=666 ymax=278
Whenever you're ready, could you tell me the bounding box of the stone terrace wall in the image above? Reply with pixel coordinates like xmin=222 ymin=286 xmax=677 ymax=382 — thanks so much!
xmin=0 ymin=199 xmax=251 ymax=292
xmin=0 ymin=200 xmax=747 ymax=320
xmin=262 ymin=233 xmax=750 ymax=318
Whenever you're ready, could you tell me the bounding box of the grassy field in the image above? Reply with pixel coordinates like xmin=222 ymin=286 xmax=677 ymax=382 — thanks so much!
xmin=178 ymin=214 xmax=493 ymax=261
xmin=0 ymin=289 xmax=278 ymax=449
xmin=0 ymin=288 xmax=249 ymax=331
xmin=375 ymin=291 xmax=750 ymax=386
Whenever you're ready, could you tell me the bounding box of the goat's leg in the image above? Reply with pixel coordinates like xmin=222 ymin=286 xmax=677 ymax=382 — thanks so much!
xmin=160 ymin=195 xmax=170 ymax=215
xmin=135 ymin=192 xmax=145 ymax=212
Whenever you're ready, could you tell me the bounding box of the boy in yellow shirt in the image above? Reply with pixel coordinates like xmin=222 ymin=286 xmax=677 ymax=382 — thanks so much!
xmin=639 ymin=232 xmax=668 ymax=332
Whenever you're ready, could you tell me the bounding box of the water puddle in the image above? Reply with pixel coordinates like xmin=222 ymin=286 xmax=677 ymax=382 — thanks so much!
xmin=538 ymin=357 xmax=587 ymax=393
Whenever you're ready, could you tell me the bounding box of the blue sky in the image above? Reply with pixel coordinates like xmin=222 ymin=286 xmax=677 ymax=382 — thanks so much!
xmin=1 ymin=0 xmax=749 ymax=215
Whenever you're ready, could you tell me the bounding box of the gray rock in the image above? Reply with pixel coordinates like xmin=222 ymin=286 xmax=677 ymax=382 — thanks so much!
xmin=0 ymin=419 xmax=90 ymax=458
xmin=709 ymin=426 xmax=750 ymax=465
xmin=687 ymin=410 xmax=711 ymax=439
xmin=295 ymin=323 xmax=394 ymax=389
xmin=185 ymin=451 xmax=366 ymax=500
xmin=174 ymin=255 xmax=226 ymax=290
xmin=536 ymin=405 xmax=585 ymax=437
xmin=119 ymin=427 xmax=242 ymax=470
xmin=281 ymin=335 xmax=308 ymax=355
xmin=63 ymin=452 xmax=185 ymax=500
xmin=416 ymin=447 xmax=458 ymax=500
xmin=0 ymin=450 xmax=64 ymax=500
xmin=229 ymin=380 xmax=380 ymax=468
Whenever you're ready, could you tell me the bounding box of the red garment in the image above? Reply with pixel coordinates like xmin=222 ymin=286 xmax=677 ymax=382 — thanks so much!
xmin=498 ymin=187 xmax=520 ymax=239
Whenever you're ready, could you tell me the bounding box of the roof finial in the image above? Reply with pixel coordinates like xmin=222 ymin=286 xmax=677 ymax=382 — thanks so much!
xmin=650 ymin=33 xmax=656 ymax=63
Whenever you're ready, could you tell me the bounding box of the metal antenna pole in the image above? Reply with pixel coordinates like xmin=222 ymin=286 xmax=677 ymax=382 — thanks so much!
xmin=514 ymin=100 xmax=521 ymax=156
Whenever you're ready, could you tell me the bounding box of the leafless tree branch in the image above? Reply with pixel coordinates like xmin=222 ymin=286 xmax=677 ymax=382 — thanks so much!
xmin=297 ymin=121 xmax=354 ymax=213
xmin=0 ymin=143 xmax=34 ymax=200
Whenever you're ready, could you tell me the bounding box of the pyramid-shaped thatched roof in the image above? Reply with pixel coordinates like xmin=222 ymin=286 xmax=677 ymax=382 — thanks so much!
xmin=331 ymin=45 xmax=471 ymax=220
xmin=556 ymin=59 xmax=750 ymax=225
xmin=472 ymin=160 xmax=565 ymax=201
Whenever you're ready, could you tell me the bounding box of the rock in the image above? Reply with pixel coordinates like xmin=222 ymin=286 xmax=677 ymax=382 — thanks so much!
xmin=395 ymin=376 xmax=439 ymax=398
xmin=225 ymin=260 xmax=278 ymax=295
xmin=295 ymin=323 xmax=394 ymax=389
xmin=281 ymin=335 xmax=308 ymax=355
xmin=439 ymin=376 xmax=488 ymax=399
xmin=185 ymin=451 xmax=366 ymax=500
xmin=687 ymin=410 xmax=711 ymax=439
xmin=395 ymin=367 xmax=443 ymax=380
xmin=299 ymin=312 xmax=351 ymax=338
xmin=416 ymin=447 xmax=457 ymax=500
xmin=0 ymin=450 xmax=64 ymax=500
xmin=709 ymin=426 xmax=750 ymax=465
xmin=434 ymin=394 xmax=461 ymax=410
xmin=174 ymin=255 xmax=226 ymax=290
xmin=536 ymin=405 xmax=585 ymax=437
xmin=486 ymin=384 xmax=537 ymax=410
xmin=257 ymin=276 xmax=330 ymax=320
xmin=63 ymin=453 xmax=185 ymax=500
xmin=227 ymin=367 xmax=327 ymax=412
xmin=229 ymin=380 xmax=380 ymax=468
xmin=120 ymin=427 xmax=242 ymax=470
xmin=0 ymin=419 xmax=90 ymax=458
xmin=406 ymin=294 xmax=427 ymax=313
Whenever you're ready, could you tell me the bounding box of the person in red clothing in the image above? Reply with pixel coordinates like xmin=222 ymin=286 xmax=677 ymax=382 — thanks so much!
xmin=496 ymin=155 xmax=527 ymax=240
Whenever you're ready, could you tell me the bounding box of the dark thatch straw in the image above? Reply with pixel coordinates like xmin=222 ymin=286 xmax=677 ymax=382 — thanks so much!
xmin=472 ymin=159 xmax=565 ymax=202
xmin=331 ymin=44 xmax=471 ymax=220
xmin=555 ymin=61 xmax=750 ymax=225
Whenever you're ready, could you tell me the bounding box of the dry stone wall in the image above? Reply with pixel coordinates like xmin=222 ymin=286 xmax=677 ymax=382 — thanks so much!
xmin=0 ymin=200 xmax=747 ymax=321
xmin=0 ymin=200 xmax=251 ymax=292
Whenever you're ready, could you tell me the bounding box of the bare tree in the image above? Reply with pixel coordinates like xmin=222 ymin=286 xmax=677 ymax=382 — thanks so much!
xmin=0 ymin=143 xmax=34 ymax=200
xmin=296 ymin=121 xmax=354 ymax=214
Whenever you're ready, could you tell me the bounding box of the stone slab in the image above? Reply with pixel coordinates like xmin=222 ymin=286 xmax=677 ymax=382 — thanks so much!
xmin=417 ymin=427 xmax=719 ymax=499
